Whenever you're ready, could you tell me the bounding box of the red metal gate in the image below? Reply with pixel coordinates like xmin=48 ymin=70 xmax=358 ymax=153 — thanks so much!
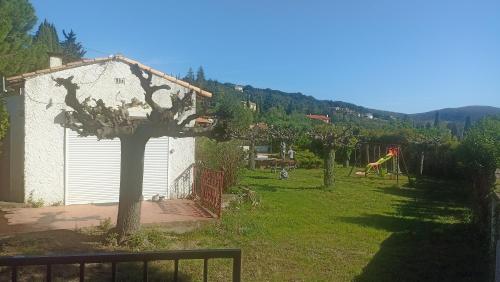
xmin=194 ymin=166 xmax=224 ymax=217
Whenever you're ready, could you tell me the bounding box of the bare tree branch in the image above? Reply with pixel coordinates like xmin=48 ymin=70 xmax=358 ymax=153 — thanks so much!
xmin=54 ymin=64 xmax=224 ymax=141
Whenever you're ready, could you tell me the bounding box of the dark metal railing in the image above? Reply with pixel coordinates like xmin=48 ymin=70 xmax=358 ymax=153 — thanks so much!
xmin=0 ymin=249 xmax=241 ymax=282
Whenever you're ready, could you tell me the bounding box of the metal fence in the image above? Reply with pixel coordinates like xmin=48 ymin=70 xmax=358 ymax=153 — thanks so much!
xmin=0 ymin=249 xmax=241 ymax=282
xmin=194 ymin=165 xmax=224 ymax=217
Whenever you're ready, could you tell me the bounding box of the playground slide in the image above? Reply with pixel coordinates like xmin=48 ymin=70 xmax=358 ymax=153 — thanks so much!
xmin=365 ymin=152 xmax=394 ymax=174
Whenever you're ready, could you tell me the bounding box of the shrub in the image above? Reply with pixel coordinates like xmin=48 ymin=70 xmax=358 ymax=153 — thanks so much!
xmin=458 ymin=116 xmax=500 ymax=230
xmin=295 ymin=149 xmax=323 ymax=168
xmin=196 ymin=137 xmax=246 ymax=190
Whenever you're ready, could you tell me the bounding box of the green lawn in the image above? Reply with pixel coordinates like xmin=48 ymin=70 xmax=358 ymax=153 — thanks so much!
xmin=174 ymin=167 xmax=487 ymax=281
xmin=0 ymin=167 xmax=488 ymax=281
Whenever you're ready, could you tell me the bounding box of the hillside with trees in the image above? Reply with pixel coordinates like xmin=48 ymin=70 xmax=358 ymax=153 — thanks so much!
xmin=186 ymin=71 xmax=499 ymax=125
xmin=409 ymin=106 xmax=500 ymax=123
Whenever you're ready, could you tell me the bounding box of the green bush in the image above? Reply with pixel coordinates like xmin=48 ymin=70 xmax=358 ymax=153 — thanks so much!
xmin=196 ymin=137 xmax=246 ymax=190
xmin=458 ymin=116 xmax=500 ymax=229
xmin=295 ymin=149 xmax=323 ymax=169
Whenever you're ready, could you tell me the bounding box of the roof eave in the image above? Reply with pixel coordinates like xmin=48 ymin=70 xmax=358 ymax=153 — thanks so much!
xmin=5 ymin=56 xmax=212 ymax=98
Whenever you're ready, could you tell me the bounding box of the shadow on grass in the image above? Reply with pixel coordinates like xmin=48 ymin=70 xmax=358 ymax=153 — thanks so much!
xmin=0 ymin=230 xmax=194 ymax=281
xmin=0 ymin=230 xmax=196 ymax=281
xmin=0 ymin=261 xmax=192 ymax=281
xmin=342 ymin=178 xmax=488 ymax=282
xmin=245 ymin=175 xmax=274 ymax=180
xmin=249 ymin=183 xmax=326 ymax=192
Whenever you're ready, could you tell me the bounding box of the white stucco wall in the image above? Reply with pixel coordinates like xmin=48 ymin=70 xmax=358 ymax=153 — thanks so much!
xmin=168 ymin=137 xmax=195 ymax=198
xmin=22 ymin=60 xmax=196 ymax=205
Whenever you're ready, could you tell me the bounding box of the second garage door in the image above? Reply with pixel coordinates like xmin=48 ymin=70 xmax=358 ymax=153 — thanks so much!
xmin=66 ymin=130 xmax=169 ymax=205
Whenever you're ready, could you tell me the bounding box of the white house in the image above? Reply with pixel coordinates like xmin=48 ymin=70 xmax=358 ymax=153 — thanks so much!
xmin=234 ymin=85 xmax=243 ymax=92
xmin=364 ymin=113 xmax=374 ymax=119
xmin=0 ymin=55 xmax=211 ymax=205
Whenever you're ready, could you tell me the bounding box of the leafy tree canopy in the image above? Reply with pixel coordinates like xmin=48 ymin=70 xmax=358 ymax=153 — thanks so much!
xmin=460 ymin=116 xmax=500 ymax=174
xmin=0 ymin=0 xmax=41 ymax=76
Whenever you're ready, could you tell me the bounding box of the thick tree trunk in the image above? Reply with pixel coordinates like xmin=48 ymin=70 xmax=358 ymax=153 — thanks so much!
xmin=344 ymin=150 xmax=350 ymax=168
xmin=365 ymin=144 xmax=370 ymax=164
xmin=419 ymin=151 xmax=425 ymax=176
xmin=116 ymin=135 xmax=149 ymax=239
xmin=280 ymin=141 xmax=286 ymax=169
xmin=473 ymin=172 xmax=495 ymax=232
xmin=248 ymin=141 xmax=256 ymax=170
xmin=324 ymin=148 xmax=335 ymax=188
xmin=373 ymin=146 xmax=376 ymax=163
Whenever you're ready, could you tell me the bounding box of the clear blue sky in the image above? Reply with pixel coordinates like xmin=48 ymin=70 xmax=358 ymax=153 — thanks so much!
xmin=31 ymin=0 xmax=499 ymax=114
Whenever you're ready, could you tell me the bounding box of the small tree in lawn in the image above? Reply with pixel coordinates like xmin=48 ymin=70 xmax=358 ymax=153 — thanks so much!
xmin=54 ymin=64 xmax=224 ymax=240
xmin=343 ymin=134 xmax=358 ymax=168
xmin=310 ymin=123 xmax=355 ymax=188
xmin=232 ymin=123 xmax=269 ymax=170
xmin=411 ymin=128 xmax=442 ymax=177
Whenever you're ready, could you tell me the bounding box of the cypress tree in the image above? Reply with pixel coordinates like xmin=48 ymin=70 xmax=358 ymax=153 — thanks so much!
xmin=184 ymin=67 xmax=195 ymax=83
xmin=34 ymin=20 xmax=61 ymax=53
xmin=196 ymin=66 xmax=205 ymax=85
xmin=433 ymin=111 xmax=440 ymax=127
xmin=464 ymin=116 xmax=472 ymax=135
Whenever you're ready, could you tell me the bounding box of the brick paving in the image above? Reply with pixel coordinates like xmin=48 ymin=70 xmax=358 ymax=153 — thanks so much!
xmin=0 ymin=200 xmax=212 ymax=235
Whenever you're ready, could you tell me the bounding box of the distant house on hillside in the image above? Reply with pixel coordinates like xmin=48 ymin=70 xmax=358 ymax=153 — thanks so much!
xmin=364 ymin=113 xmax=374 ymax=119
xmin=241 ymin=100 xmax=257 ymax=111
xmin=234 ymin=85 xmax=244 ymax=92
xmin=306 ymin=114 xmax=330 ymax=123
xmin=195 ymin=117 xmax=214 ymax=127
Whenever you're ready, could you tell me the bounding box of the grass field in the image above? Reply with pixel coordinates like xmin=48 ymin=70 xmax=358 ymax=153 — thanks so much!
xmin=0 ymin=167 xmax=488 ymax=281
xmin=177 ymin=168 xmax=487 ymax=281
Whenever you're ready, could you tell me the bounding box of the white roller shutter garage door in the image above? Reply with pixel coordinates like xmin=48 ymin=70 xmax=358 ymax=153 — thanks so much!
xmin=66 ymin=130 xmax=169 ymax=205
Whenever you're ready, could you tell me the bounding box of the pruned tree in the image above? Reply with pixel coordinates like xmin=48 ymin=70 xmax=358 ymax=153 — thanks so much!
xmin=232 ymin=123 xmax=269 ymax=170
xmin=54 ymin=64 xmax=223 ymax=239
xmin=343 ymin=134 xmax=358 ymax=168
xmin=410 ymin=129 xmax=442 ymax=177
xmin=310 ymin=124 xmax=355 ymax=188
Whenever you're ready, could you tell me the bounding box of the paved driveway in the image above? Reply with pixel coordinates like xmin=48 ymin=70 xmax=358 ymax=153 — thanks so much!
xmin=0 ymin=200 xmax=213 ymax=235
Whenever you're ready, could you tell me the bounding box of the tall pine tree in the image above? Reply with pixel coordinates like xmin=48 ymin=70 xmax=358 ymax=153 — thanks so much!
xmin=61 ymin=30 xmax=86 ymax=63
xmin=0 ymin=0 xmax=42 ymax=76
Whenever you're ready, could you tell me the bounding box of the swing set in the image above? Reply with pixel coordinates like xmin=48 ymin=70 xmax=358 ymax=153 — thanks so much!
xmin=348 ymin=142 xmax=412 ymax=186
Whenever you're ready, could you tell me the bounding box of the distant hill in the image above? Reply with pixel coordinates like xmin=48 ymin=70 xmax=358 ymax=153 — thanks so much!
xmin=409 ymin=106 xmax=500 ymax=123
xmin=200 ymin=79 xmax=499 ymax=123
xmin=202 ymin=81 xmax=402 ymax=120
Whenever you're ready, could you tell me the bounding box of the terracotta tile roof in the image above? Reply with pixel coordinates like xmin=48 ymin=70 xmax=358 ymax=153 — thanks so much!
xmin=6 ymin=55 xmax=212 ymax=97
xmin=306 ymin=114 xmax=330 ymax=123
xmin=195 ymin=117 xmax=212 ymax=124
